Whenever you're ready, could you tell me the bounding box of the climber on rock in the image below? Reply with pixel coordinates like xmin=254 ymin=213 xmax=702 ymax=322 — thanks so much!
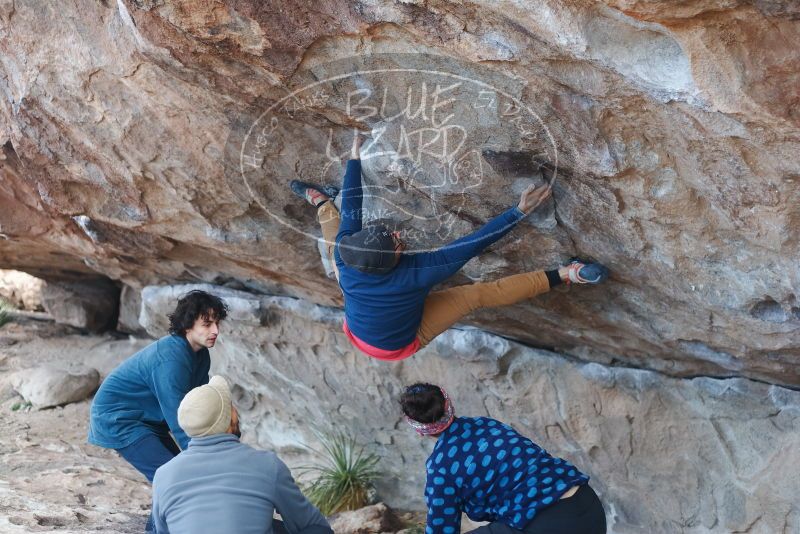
xmin=87 ymin=290 xmax=228 ymax=533
xmin=400 ymin=383 xmax=607 ymax=534
xmin=290 ymin=133 xmax=608 ymax=361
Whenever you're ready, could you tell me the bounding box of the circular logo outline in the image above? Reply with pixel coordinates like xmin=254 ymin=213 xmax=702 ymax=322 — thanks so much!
xmin=237 ymin=63 xmax=559 ymax=254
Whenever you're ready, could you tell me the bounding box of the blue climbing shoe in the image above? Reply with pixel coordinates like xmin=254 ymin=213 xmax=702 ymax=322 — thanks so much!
xmin=290 ymin=180 xmax=331 ymax=207
xmin=320 ymin=184 xmax=340 ymax=199
xmin=564 ymin=258 xmax=609 ymax=284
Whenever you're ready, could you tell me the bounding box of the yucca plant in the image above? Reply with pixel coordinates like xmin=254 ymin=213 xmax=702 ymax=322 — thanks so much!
xmin=299 ymin=430 xmax=381 ymax=515
xmin=0 ymin=298 xmax=12 ymax=328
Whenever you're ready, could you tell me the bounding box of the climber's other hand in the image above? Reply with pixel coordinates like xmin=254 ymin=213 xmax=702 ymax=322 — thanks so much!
xmin=517 ymin=184 xmax=551 ymax=215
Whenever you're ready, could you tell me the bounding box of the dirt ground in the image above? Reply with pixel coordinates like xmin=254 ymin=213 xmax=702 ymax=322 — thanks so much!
xmin=0 ymin=314 xmax=153 ymax=533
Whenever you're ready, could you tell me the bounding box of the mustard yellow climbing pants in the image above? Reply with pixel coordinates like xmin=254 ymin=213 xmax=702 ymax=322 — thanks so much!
xmin=317 ymin=201 xmax=551 ymax=349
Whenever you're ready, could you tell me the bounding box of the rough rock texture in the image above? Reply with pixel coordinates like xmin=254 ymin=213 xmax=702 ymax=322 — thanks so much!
xmin=40 ymin=279 xmax=120 ymax=332
xmin=138 ymin=284 xmax=800 ymax=533
xmin=117 ymin=284 xmax=150 ymax=337
xmin=11 ymin=365 xmax=100 ymax=409
xmin=0 ymin=270 xmax=44 ymax=311
xmin=0 ymin=317 xmax=153 ymax=533
xmin=329 ymin=503 xmax=405 ymax=534
xmin=0 ymin=1 xmax=798 ymax=385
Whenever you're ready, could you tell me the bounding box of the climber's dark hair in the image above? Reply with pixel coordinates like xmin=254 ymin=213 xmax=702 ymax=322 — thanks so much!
xmin=168 ymin=290 xmax=228 ymax=336
xmin=399 ymin=383 xmax=445 ymax=423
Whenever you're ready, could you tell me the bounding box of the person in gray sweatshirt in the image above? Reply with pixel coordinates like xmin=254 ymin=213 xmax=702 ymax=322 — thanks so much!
xmin=151 ymin=376 xmax=333 ymax=534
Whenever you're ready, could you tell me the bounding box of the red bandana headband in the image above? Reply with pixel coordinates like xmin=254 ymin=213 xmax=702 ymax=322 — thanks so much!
xmin=405 ymin=387 xmax=455 ymax=436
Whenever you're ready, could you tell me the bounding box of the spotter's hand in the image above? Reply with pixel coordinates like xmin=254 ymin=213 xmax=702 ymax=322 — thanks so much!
xmin=517 ymin=184 xmax=552 ymax=215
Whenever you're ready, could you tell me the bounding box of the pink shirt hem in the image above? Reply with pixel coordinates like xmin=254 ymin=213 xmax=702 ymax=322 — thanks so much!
xmin=343 ymin=321 xmax=420 ymax=361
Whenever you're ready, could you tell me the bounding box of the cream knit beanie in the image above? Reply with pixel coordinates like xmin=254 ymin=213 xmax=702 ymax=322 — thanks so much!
xmin=178 ymin=375 xmax=232 ymax=438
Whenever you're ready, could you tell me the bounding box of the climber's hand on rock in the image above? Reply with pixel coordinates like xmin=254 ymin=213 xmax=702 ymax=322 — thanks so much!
xmin=517 ymin=184 xmax=552 ymax=215
xmin=352 ymin=132 xmax=366 ymax=160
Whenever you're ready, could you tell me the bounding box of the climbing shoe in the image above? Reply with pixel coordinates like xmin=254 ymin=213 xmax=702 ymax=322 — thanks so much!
xmin=564 ymin=258 xmax=609 ymax=285
xmin=290 ymin=180 xmax=331 ymax=208
xmin=320 ymin=184 xmax=340 ymax=199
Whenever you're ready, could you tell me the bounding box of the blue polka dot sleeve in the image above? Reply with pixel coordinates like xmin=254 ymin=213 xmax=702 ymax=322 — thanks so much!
xmin=424 ymin=464 xmax=462 ymax=534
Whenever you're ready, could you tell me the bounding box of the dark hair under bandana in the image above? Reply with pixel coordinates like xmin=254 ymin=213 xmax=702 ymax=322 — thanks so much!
xmin=404 ymin=387 xmax=455 ymax=435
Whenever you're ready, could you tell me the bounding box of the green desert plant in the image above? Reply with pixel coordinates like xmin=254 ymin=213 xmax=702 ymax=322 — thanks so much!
xmin=11 ymin=401 xmax=32 ymax=412
xmin=0 ymin=298 xmax=13 ymax=328
xmin=299 ymin=430 xmax=381 ymax=515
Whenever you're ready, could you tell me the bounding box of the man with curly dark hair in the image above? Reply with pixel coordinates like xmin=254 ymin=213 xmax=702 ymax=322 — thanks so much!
xmin=87 ymin=290 xmax=228 ymax=533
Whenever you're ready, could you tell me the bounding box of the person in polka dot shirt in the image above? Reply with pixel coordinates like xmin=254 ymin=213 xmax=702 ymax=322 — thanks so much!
xmin=400 ymin=383 xmax=606 ymax=533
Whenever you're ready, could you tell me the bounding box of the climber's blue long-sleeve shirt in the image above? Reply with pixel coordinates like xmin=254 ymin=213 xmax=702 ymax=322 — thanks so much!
xmin=334 ymin=160 xmax=525 ymax=350
xmin=88 ymin=335 xmax=210 ymax=450
xmin=423 ymin=417 xmax=590 ymax=533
